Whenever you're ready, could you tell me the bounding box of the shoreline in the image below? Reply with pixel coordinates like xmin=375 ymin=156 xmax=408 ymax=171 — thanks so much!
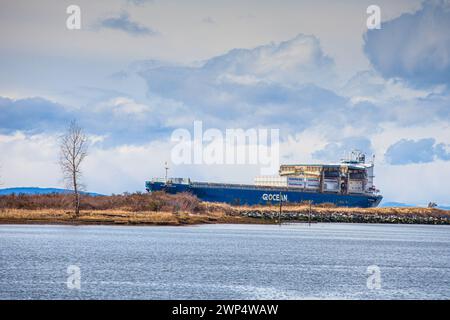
xmin=0 ymin=209 xmax=270 ymax=227
xmin=1 ymin=206 xmax=449 ymax=226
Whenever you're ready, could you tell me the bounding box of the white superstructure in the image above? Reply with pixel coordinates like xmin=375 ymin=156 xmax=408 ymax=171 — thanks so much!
xmin=254 ymin=150 xmax=379 ymax=195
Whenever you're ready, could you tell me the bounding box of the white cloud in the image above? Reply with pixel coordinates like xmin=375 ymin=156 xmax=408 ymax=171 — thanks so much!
xmin=0 ymin=131 xmax=172 ymax=194
xmin=377 ymin=161 xmax=450 ymax=206
xmin=1 ymin=1 xmax=449 ymax=205
xmin=202 ymin=33 xmax=336 ymax=88
xmin=94 ymin=97 xmax=152 ymax=118
xmin=0 ymin=132 xmax=61 ymax=188
xmin=341 ymin=70 xmax=433 ymax=102
xmin=2 ymin=124 xmax=450 ymax=205
xmin=364 ymin=0 xmax=450 ymax=88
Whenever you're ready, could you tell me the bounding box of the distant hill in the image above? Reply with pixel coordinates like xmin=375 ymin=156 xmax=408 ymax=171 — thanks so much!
xmin=381 ymin=201 xmax=450 ymax=211
xmin=0 ymin=187 xmax=104 ymax=196
xmin=380 ymin=201 xmax=416 ymax=208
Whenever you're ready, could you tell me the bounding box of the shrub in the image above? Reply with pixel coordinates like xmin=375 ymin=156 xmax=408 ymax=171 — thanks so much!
xmin=0 ymin=191 xmax=204 ymax=214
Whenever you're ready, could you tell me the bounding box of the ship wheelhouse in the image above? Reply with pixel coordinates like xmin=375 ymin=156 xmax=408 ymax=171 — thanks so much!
xmin=256 ymin=151 xmax=378 ymax=196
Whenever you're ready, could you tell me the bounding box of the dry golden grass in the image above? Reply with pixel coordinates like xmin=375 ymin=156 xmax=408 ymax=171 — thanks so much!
xmin=0 ymin=208 xmax=263 ymax=226
xmin=1 ymin=192 xmax=448 ymax=226
xmin=1 ymin=204 xmax=448 ymax=226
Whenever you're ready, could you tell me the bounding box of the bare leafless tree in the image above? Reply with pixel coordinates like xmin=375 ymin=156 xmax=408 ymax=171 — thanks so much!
xmin=59 ymin=120 xmax=88 ymax=217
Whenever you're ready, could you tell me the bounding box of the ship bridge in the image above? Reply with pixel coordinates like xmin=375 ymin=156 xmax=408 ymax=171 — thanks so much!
xmin=255 ymin=151 xmax=378 ymax=195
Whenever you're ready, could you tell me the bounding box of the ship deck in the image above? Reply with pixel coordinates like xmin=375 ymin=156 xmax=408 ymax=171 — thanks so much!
xmin=189 ymin=181 xmax=376 ymax=197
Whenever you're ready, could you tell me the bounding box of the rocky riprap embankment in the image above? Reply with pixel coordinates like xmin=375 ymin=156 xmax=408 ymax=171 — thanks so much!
xmin=239 ymin=209 xmax=450 ymax=224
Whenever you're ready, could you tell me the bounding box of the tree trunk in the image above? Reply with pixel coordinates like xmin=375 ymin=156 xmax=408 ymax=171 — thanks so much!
xmin=73 ymin=170 xmax=79 ymax=217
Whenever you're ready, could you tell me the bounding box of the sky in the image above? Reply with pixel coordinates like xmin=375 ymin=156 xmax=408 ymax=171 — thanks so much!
xmin=0 ymin=0 xmax=449 ymax=205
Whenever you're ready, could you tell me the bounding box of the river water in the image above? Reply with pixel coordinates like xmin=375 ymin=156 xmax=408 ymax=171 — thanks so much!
xmin=0 ymin=223 xmax=449 ymax=299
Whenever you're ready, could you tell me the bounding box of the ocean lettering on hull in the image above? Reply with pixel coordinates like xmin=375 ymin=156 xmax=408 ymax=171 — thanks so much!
xmin=262 ymin=193 xmax=288 ymax=202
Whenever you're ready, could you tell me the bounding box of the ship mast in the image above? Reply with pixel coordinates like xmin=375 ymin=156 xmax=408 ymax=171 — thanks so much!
xmin=164 ymin=161 xmax=169 ymax=183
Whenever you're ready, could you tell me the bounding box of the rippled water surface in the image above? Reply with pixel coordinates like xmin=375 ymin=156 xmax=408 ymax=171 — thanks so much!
xmin=1 ymin=223 xmax=449 ymax=299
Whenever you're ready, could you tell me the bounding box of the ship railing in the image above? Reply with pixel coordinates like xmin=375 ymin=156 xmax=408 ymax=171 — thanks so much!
xmin=193 ymin=182 xmax=283 ymax=190
xmin=150 ymin=177 xmax=191 ymax=184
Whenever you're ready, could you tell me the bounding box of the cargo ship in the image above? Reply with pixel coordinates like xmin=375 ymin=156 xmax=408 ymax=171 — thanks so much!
xmin=145 ymin=151 xmax=382 ymax=208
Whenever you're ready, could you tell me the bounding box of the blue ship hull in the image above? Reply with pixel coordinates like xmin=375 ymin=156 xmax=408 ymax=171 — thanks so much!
xmin=145 ymin=181 xmax=382 ymax=208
